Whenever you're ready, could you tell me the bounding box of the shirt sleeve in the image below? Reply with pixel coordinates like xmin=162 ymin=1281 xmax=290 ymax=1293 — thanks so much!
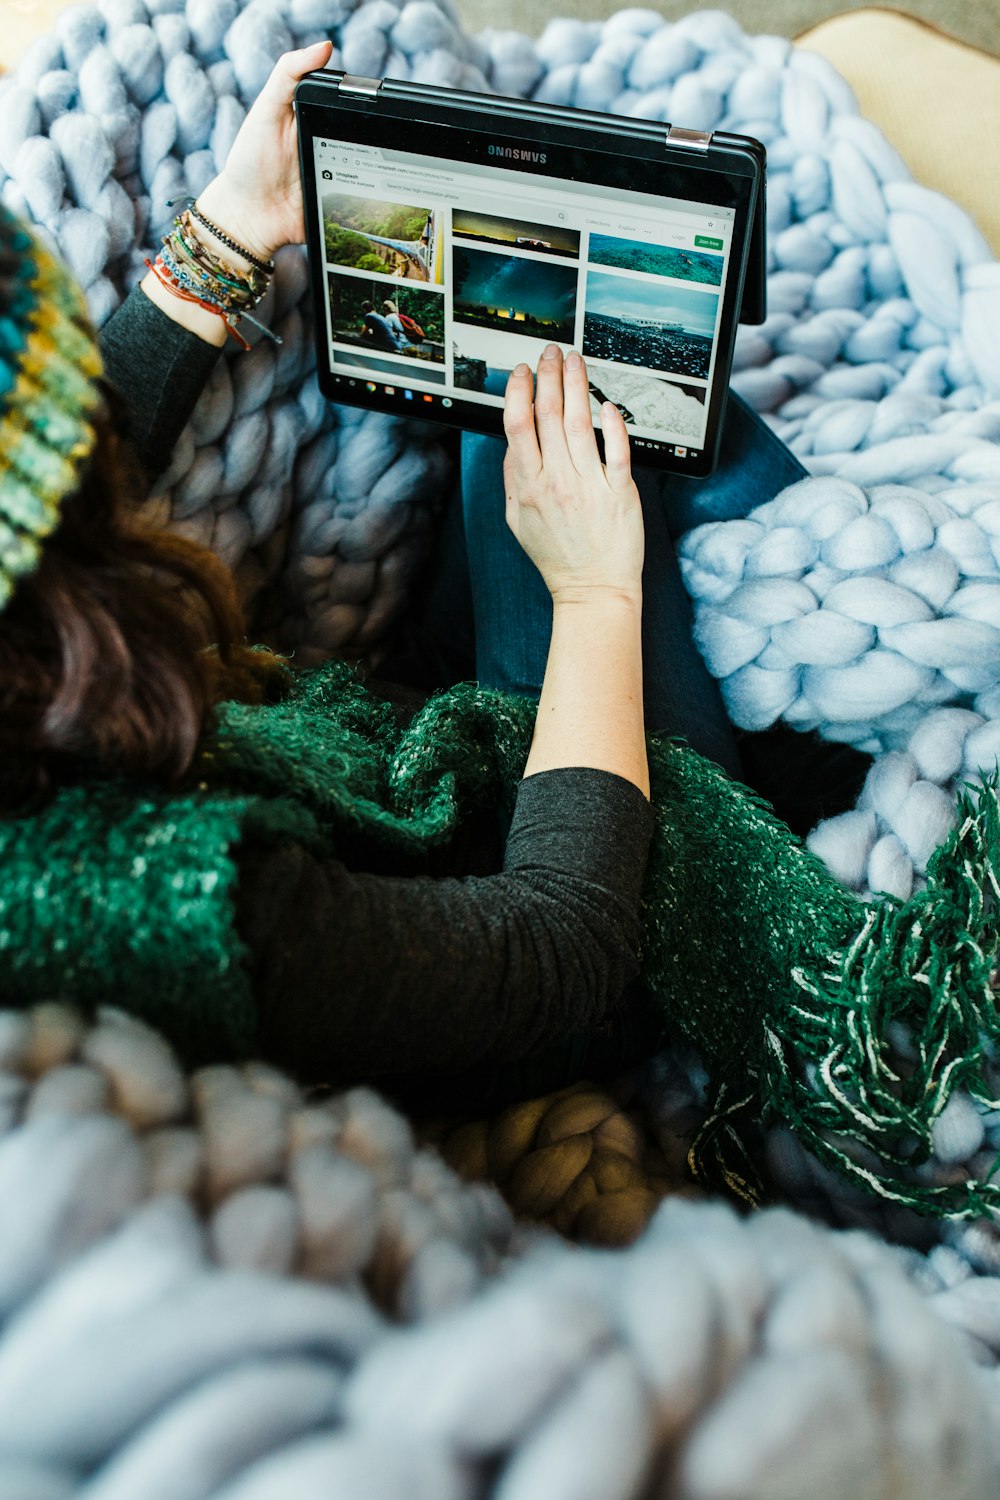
xmin=235 ymin=766 xmax=655 ymax=1083
xmin=97 ymin=284 xmax=224 ymax=478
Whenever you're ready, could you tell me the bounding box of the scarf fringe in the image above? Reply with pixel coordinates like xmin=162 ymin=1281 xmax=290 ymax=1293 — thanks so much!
xmin=695 ymin=776 xmax=1000 ymax=1218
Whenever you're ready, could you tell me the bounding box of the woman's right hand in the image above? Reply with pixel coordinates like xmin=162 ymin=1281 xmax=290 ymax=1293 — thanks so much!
xmin=502 ymin=345 xmax=645 ymax=604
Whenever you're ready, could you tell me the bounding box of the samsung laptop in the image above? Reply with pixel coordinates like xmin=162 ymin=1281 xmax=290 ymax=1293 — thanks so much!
xmin=295 ymin=72 xmax=766 ymax=476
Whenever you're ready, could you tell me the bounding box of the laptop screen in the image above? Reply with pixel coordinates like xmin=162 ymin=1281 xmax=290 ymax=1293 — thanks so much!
xmin=310 ymin=133 xmax=736 ymax=464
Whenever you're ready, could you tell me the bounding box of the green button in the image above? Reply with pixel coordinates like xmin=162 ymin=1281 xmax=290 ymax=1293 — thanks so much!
xmin=694 ymin=235 xmax=723 ymax=250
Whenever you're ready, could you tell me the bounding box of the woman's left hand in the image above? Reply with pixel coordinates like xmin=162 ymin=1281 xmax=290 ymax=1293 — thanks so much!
xmin=195 ymin=40 xmax=334 ymax=267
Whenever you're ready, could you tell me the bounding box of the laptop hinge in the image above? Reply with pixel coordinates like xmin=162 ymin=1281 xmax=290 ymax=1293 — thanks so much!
xmin=666 ymin=125 xmax=711 ymax=152
xmin=339 ymin=75 xmax=383 ymax=98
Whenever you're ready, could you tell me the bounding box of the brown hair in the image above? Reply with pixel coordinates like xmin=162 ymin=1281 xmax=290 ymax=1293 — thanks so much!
xmin=0 ymin=381 xmax=287 ymax=810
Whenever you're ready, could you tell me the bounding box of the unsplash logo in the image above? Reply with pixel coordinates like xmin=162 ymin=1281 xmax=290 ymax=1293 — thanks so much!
xmin=488 ymin=144 xmax=547 ymax=164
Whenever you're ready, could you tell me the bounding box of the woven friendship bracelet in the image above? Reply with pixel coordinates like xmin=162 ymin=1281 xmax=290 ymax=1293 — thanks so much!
xmin=166 ymin=195 xmax=275 ymax=275
xmin=168 ymin=217 xmax=268 ymax=309
xmin=143 ymin=255 xmax=253 ymax=350
xmin=158 ymin=242 xmax=233 ymax=310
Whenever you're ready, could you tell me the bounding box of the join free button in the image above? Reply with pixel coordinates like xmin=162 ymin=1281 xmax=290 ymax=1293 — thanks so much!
xmin=694 ymin=235 xmax=723 ymax=250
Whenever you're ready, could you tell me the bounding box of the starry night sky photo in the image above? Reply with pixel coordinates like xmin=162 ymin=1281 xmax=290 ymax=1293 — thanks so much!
xmin=452 ymin=247 xmax=578 ymax=340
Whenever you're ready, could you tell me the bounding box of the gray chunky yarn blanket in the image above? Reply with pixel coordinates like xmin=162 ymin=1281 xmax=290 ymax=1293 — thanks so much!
xmin=2 ymin=1001 xmax=1000 ymax=1500
xmin=4 ymin=0 xmax=1000 ymax=1490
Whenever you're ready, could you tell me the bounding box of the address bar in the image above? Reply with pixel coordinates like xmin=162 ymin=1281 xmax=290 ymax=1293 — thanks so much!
xmin=330 ymin=166 xmax=728 ymax=242
xmin=318 ymin=142 xmax=733 ymax=236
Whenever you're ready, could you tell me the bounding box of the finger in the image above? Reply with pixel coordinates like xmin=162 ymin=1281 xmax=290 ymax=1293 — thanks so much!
xmin=599 ymin=401 xmax=634 ymax=490
xmin=503 ymin=364 xmax=542 ymax=482
xmin=502 ymin=452 xmax=519 ymax=530
xmin=532 ymin=344 xmax=570 ymax=467
xmin=561 ymin=351 xmax=602 ymax=474
xmin=259 ymin=41 xmax=335 ymax=112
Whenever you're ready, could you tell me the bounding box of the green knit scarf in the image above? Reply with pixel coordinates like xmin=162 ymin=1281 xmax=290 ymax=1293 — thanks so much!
xmin=2 ymin=659 xmax=998 ymax=1216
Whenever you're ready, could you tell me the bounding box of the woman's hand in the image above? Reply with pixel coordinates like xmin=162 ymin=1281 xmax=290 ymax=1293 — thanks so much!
xmin=195 ymin=40 xmax=335 ymax=266
xmin=503 ymin=346 xmax=645 ymax=604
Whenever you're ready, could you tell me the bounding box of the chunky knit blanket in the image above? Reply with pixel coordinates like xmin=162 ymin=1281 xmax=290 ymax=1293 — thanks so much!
xmin=4 ymin=0 xmax=1000 ymax=1490
xmin=2 ymin=1001 xmax=1000 ymax=1500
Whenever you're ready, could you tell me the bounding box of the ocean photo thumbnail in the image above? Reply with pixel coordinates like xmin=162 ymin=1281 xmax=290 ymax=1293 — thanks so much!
xmin=589 ymin=234 xmax=723 ymax=286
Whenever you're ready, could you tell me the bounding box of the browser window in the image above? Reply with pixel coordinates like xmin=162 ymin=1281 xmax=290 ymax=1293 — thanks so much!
xmin=312 ymin=136 xmax=735 ymax=455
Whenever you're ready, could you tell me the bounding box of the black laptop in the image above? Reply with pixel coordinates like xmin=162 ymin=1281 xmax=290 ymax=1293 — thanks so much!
xmin=296 ymin=71 xmax=766 ymax=475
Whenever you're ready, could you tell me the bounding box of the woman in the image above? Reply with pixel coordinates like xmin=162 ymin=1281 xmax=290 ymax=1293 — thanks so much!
xmin=1 ymin=44 xmax=911 ymax=1147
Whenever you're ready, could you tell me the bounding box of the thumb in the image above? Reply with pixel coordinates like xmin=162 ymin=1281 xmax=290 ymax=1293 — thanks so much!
xmin=260 ymin=40 xmax=335 ymax=109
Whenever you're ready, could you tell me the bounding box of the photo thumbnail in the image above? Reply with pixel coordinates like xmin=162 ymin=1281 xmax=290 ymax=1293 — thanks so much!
xmin=583 ymin=272 xmax=718 ymax=381
xmin=589 ymin=234 xmax=723 ymax=287
xmin=323 ymin=193 xmax=442 ymax=283
xmin=452 ymin=326 xmax=575 ymax=400
xmin=452 ymin=247 xmax=577 ymax=343
xmin=452 ymin=210 xmax=579 ymax=259
xmin=328 ymin=273 xmax=445 ymax=364
xmin=586 ymin=364 xmax=707 ymax=440
xmin=452 ymin=342 xmax=511 ymax=398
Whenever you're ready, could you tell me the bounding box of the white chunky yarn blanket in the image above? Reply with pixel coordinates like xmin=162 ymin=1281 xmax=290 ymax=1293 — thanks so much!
xmin=4 ymin=1 xmax=1000 ymax=1489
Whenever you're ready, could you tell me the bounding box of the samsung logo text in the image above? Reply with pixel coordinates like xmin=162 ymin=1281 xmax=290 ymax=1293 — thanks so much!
xmin=488 ymin=145 xmax=547 ymax=164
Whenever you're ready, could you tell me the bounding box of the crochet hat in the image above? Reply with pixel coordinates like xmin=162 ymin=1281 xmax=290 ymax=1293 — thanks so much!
xmin=0 ymin=203 xmax=104 ymax=612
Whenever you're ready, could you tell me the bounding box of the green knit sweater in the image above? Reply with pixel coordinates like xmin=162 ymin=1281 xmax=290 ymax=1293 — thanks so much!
xmin=2 ymin=659 xmax=998 ymax=1215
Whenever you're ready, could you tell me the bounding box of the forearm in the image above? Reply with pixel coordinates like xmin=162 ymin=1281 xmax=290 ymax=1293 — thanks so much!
xmin=524 ymin=588 xmax=650 ymax=799
xmin=101 ymin=179 xmax=275 ymax=472
xmin=98 ymin=284 xmax=225 ymax=478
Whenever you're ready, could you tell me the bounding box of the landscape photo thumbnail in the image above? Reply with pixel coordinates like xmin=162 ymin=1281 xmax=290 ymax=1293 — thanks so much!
xmin=452 ymin=341 xmax=511 ymax=398
xmin=582 ymin=272 xmax=718 ymax=380
xmin=452 ymin=210 xmax=580 ymax=259
xmin=589 ymin=233 xmax=723 ymax=286
xmin=322 ymin=193 xmax=441 ymax=283
xmin=452 ymin=247 xmax=578 ymax=342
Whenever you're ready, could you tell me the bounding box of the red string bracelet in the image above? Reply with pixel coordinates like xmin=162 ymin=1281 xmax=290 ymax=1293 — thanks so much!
xmin=143 ymin=256 xmax=252 ymax=351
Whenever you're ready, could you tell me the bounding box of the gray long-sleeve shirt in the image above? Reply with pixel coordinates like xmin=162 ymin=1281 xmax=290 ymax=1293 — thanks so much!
xmin=98 ymin=287 xmax=656 ymax=1092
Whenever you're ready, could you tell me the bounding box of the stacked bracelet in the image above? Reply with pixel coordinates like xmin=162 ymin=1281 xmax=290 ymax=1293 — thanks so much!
xmin=144 ymin=256 xmax=255 ymax=350
xmin=186 ymin=202 xmax=275 ymax=276
xmin=153 ymin=196 xmax=282 ymax=348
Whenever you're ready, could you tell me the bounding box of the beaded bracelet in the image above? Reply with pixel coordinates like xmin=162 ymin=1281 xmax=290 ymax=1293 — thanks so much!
xmin=164 ymin=218 xmax=265 ymax=312
xmin=147 ymin=250 xmax=283 ymax=347
xmin=166 ymin=194 xmax=275 ymax=276
xmin=173 ymin=212 xmax=271 ymax=304
xmin=158 ymin=242 xmax=232 ymax=311
xmin=166 ymin=226 xmax=256 ymax=313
